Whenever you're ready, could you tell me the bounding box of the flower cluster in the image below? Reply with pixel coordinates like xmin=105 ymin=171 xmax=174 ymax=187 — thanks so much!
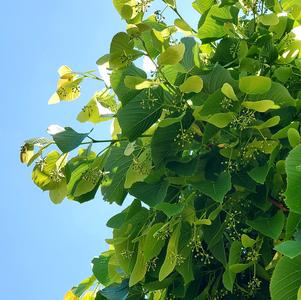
xmin=82 ymin=167 xmax=104 ymax=185
xmin=174 ymin=129 xmax=194 ymax=148
xmin=230 ymin=108 xmax=256 ymax=131
xmin=134 ymin=0 xmax=152 ymax=13
xmin=141 ymin=89 xmax=158 ymax=109
xmin=168 ymin=251 xmax=185 ymax=266
xmin=225 ymin=210 xmax=242 ymax=240
xmin=49 ymin=169 xmax=65 ymax=183
xmin=120 ymin=249 xmax=134 ymax=259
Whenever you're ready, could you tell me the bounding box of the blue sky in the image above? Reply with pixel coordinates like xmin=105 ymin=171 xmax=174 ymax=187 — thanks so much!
xmin=0 ymin=1 xmax=197 ymax=299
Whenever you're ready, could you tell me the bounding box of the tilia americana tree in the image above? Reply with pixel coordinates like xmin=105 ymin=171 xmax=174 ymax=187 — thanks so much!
xmin=21 ymin=0 xmax=301 ymax=299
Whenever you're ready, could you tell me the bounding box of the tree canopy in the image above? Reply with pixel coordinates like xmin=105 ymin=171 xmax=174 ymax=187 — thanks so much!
xmin=21 ymin=0 xmax=301 ymax=299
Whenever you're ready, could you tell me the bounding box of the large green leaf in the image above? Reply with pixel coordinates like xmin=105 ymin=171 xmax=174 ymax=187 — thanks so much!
xmin=151 ymin=112 xmax=194 ymax=167
xmin=275 ymin=240 xmax=301 ymax=259
xmin=117 ymin=88 xmax=163 ymax=141
xmin=247 ymin=211 xmax=285 ymax=240
xmin=270 ymin=255 xmax=301 ymax=300
xmin=157 ymin=44 xmax=185 ymax=66
xmin=197 ymin=5 xmax=235 ymax=41
xmin=129 ymin=180 xmax=169 ymax=207
xmin=48 ymin=126 xmax=90 ymax=153
xmin=129 ymin=239 xmax=147 ymax=287
xmin=159 ymin=223 xmax=181 ymax=281
xmin=285 ymin=145 xmax=301 ymax=213
xmin=144 ymin=223 xmax=166 ymax=261
xmin=101 ymin=142 xmax=134 ymax=205
xmin=193 ymin=172 xmax=231 ymax=203
xmin=202 ymin=65 xmax=237 ymax=94
xmin=98 ymin=280 xmax=129 ymax=300
xmin=239 ymin=76 xmax=272 ymax=94
xmin=223 ymin=240 xmax=241 ymax=292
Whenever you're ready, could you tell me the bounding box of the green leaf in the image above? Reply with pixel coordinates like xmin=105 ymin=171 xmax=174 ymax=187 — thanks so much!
xmin=192 ymin=0 xmax=215 ymax=14
xmin=248 ymin=164 xmax=270 ymax=184
xmin=77 ymin=90 xmax=116 ymax=124
xmin=48 ymin=126 xmax=90 ymax=153
xmin=229 ymin=263 xmax=252 ymax=273
xmin=124 ymin=76 xmax=154 ymax=90
xmin=259 ymin=13 xmax=279 ymax=26
xmin=117 ymin=88 xmax=163 ymax=141
xmin=179 ymin=76 xmax=203 ymax=93
xmin=73 ymin=154 xmax=108 ymax=197
xmin=158 ymin=111 xmax=185 ymax=128
xmin=159 ymin=223 xmax=181 ymax=281
xmin=32 ymin=151 xmax=65 ymax=191
xmin=206 ymin=112 xmax=234 ymax=128
xmin=151 ymin=112 xmax=193 ymax=167
xmin=109 ymin=32 xmax=143 ymax=69
xmin=241 ymin=234 xmax=256 ymax=248
xmin=157 ymin=44 xmax=185 ymax=66
xmin=129 ymin=180 xmax=169 ymax=207
xmin=274 ymin=66 xmax=292 ymax=83
xmin=92 ymin=254 xmax=112 ymax=286
xmin=129 ymin=239 xmax=147 ymax=287
xmin=174 ymin=19 xmax=193 ymax=35
xmin=288 ymin=128 xmax=300 ymax=148
xmin=99 ymin=280 xmax=129 ymax=300
xmin=223 ymin=240 xmax=241 ymax=292
xmin=49 ymin=181 xmax=67 ymax=204
xmin=193 ymin=172 xmax=231 ymax=203
xmin=247 ymin=211 xmax=285 ymax=240
xmin=144 ymin=223 xmax=166 ymax=261
xmin=272 ymin=121 xmax=299 ymax=139
xmin=202 ymin=65 xmax=237 ymax=94
xmin=155 ymin=202 xmax=185 ymax=218
xmin=72 ymin=276 xmax=96 ymax=297
xmin=286 ymin=212 xmax=301 ymax=239
xmin=111 ymin=64 xmax=146 ymax=105
xmin=285 ymin=145 xmax=301 ymax=213
xmin=101 ymin=142 xmax=134 ymax=205
xmin=239 ymin=76 xmax=272 ymax=94
xmin=253 ymin=116 xmax=280 ymax=130
xmin=275 ymin=240 xmax=301 ymax=259
xmin=270 ymin=255 xmax=301 ymax=300
xmin=221 ymin=83 xmax=238 ymax=101
xmin=197 ymin=5 xmax=236 ymax=41
xmin=242 ymin=100 xmax=279 ymax=112
xmin=124 ymin=148 xmax=152 ymax=188
xmin=251 ymin=82 xmax=296 ymax=107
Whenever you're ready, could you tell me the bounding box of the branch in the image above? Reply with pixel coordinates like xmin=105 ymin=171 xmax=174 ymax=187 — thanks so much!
xmin=270 ymin=198 xmax=289 ymax=212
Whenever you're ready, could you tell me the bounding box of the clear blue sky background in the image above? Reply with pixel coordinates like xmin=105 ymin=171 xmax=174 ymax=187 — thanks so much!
xmin=0 ymin=1 xmax=197 ymax=299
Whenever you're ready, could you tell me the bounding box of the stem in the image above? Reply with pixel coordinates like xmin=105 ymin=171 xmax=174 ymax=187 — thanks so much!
xmin=270 ymin=198 xmax=289 ymax=212
xmin=84 ymin=135 xmax=153 ymax=145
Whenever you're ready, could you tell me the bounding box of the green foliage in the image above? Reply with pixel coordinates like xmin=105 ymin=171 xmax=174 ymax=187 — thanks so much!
xmin=22 ymin=0 xmax=301 ymax=299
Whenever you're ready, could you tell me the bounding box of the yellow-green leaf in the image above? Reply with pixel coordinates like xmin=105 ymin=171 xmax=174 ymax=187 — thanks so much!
xmin=179 ymin=76 xmax=203 ymax=93
xmin=242 ymin=100 xmax=280 ymax=112
xmin=158 ymin=44 xmax=185 ymax=66
xmin=241 ymin=234 xmax=256 ymax=248
xmin=253 ymin=116 xmax=280 ymax=129
xmin=221 ymin=83 xmax=238 ymax=101
xmin=239 ymin=76 xmax=272 ymax=94
xmin=258 ymin=13 xmax=279 ymax=26
xmin=288 ymin=128 xmax=300 ymax=148
xmin=159 ymin=223 xmax=181 ymax=281
xmin=124 ymin=76 xmax=154 ymax=90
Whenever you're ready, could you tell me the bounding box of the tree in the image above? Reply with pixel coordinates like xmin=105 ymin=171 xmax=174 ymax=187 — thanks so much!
xmin=21 ymin=0 xmax=301 ymax=299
